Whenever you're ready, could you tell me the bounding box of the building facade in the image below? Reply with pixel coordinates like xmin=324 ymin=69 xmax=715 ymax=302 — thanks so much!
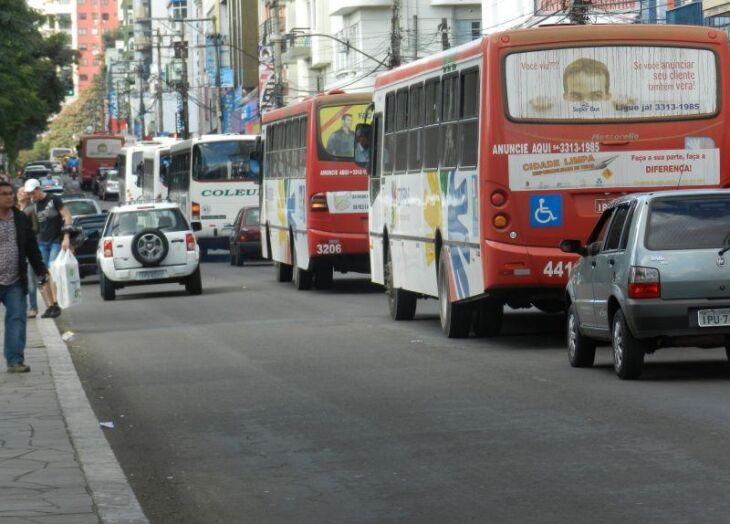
xmin=76 ymin=0 xmax=119 ymax=93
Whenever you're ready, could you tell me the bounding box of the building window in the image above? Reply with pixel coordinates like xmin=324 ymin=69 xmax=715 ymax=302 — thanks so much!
xmin=92 ymin=28 xmax=98 ymax=35
xmin=79 ymin=12 xmax=87 ymax=20
xmin=92 ymin=12 xmax=98 ymax=20
xmin=79 ymin=28 xmax=87 ymax=35
xmin=454 ymin=19 xmax=481 ymax=47
xmin=79 ymin=44 xmax=87 ymax=50
xmin=102 ymin=13 xmax=109 ymax=21
xmin=80 ymin=74 xmax=88 ymax=81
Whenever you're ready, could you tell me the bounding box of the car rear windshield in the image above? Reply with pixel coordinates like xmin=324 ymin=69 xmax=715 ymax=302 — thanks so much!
xmin=109 ymin=209 xmax=188 ymax=236
xmin=244 ymin=209 xmax=260 ymax=226
xmin=646 ymin=196 xmax=730 ymax=250
xmin=65 ymin=201 xmax=98 ymax=216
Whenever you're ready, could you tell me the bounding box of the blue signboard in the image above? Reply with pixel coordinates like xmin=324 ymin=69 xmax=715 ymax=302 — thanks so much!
xmin=529 ymin=195 xmax=563 ymax=228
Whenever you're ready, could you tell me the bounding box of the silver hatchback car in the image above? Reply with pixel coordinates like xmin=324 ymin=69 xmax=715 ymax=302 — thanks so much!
xmin=561 ymin=190 xmax=730 ymax=380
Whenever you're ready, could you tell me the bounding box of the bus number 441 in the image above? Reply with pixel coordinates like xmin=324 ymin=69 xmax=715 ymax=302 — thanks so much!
xmin=543 ymin=260 xmax=574 ymax=278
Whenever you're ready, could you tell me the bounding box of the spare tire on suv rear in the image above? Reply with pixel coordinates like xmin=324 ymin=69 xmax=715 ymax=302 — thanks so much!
xmin=131 ymin=228 xmax=169 ymax=267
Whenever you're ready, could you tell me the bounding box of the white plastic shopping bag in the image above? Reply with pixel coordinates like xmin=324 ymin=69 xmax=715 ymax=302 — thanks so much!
xmin=50 ymin=250 xmax=82 ymax=309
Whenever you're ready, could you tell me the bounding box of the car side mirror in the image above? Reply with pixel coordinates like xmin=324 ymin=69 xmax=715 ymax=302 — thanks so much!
xmin=588 ymin=242 xmax=603 ymax=256
xmin=560 ymin=239 xmax=588 ymax=257
xmin=191 ymin=222 xmax=202 ymax=232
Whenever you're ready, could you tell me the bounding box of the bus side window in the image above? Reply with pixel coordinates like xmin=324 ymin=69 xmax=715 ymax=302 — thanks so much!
xmin=459 ymin=68 xmax=480 ymax=168
xmin=423 ymin=78 xmax=440 ymax=170
xmin=298 ymin=116 xmax=307 ymax=178
xmin=384 ymin=93 xmax=396 ymax=175
xmin=395 ymin=88 xmax=409 ymax=173
xmin=408 ymin=83 xmax=424 ymax=172
xmin=440 ymin=73 xmax=459 ymax=169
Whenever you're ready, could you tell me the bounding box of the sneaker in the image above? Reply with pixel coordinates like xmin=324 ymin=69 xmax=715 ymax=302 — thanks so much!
xmin=7 ymin=364 xmax=30 ymax=373
xmin=41 ymin=304 xmax=61 ymax=319
xmin=28 ymin=309 xmax=37 ymax=319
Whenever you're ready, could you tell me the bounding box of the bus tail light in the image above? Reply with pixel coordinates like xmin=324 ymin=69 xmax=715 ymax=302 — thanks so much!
xmin=493 ymin=214 xmax=510 ymax=229
xmin=103 ymin=239 xmax=113 ymax=258
xmin=310 ymin=193 xmax=328 ymax=212
xmin=628 ymin=266 xmax=660 ymax=299
xmin=191 ymin=202 xmax=201 ymax=219
xmin=491 ymin=191 xmax=507 ymax=207
xmin=186 ymin=233 xmax=196 ymax=251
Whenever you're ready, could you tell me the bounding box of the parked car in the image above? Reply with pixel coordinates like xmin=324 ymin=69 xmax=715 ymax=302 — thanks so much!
xmin=64 ymin=198 xmax=103 ymax=218
xmin=98 ymin=172 xmax=120 ymax=201
xmin=23 ymin=165 xmax=51 ymax=181
xmin=228 ymin=206 xmax=261 ymax=266
xmin=96 ymin=202 xmax=202 ymax=300
xmin=39 ymin=175 xmax=64 ymax=194
xmin=562 ymin=190 xmax=730 ymax=380
xmin=93 ymin=167 xmax=117 ymax=195
xmin=61 ymin=192 xmax=88 ymax=201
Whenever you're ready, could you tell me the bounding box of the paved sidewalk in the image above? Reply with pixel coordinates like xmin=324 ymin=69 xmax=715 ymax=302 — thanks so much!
xmin=0 ymin=319 xmax=147 ymax=524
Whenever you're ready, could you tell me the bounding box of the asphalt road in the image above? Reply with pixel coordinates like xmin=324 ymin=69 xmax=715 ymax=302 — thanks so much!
xmin=55 ymin=236 xmax=730 ymax=524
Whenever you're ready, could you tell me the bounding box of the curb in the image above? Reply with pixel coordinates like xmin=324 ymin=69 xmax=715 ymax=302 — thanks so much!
xmin=37 ymin=318 xmax=149 ymax=524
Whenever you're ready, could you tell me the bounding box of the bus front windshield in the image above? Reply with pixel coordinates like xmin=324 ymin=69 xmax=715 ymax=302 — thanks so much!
xmin=192 ymin=141 xmax=259 ymax=182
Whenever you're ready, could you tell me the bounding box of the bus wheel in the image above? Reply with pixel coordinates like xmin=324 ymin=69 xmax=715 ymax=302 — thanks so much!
xmin=385 ymin=251 xmax=416 ymax=321
xmin=292 ymin=247 xmax=313 ymax=290
xmin=314 ymin=264 xmax=334 ymax=290
xmin=275 ymin=262 xmax=292 ymax=282
xmin=474 ymin=299 xmax=503 ymax=337
xmin=438 ymin=250 xmax=471 ymax=338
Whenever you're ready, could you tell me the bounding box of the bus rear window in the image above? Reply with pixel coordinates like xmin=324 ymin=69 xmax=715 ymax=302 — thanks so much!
xmin=318 ymin=104 xmax=370 ymax=161
xmin=646 ymin=197 xmax=730 ymax=250
xmin=504 ymin=46 xmax=717 ymax=122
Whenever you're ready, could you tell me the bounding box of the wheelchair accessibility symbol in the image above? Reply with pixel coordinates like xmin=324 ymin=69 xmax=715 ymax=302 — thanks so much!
xmin=530 ymin=195 xmax=563 ymax=228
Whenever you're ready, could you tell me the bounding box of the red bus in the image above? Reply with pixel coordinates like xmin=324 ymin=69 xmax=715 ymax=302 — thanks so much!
xmin=261 ymin=91 xmax=371 ymax=289
xmin=360 ymin=24 xmax=729 ymax=337
xmin=78 ymin=134 xmax=124 ymax=190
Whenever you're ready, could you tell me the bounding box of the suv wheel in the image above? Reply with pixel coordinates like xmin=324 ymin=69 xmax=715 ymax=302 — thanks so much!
xmin=437 ymin=250 xmax=471 ymax=338
xmin=100 ymin=272 xmax=116 ymax=301
xmin=567 ymin=303 xmax=596 ymax=367
xmin=385 ymin=250 xmax=416 ymax=321
xmin=132 ymin=229 xmax=169 ymax=267
xmin=185 ymin=266 xmax=203 ymax=295
xmin=612 ymin=309 xmax=644 ymax=380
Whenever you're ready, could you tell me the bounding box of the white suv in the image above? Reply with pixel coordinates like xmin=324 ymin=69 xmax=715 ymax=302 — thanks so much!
xmin=96 ymin=202 xmax=202 ymax=301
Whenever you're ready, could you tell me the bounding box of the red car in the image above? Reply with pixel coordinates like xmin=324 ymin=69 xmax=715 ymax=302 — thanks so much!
xmin=229 ymin=206 xmax=261 ymax=266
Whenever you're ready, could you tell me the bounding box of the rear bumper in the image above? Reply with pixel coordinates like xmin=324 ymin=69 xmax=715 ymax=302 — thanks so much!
xmin=99 ymin=256 xmax=199 ymax=283
xmin=483 ymin=239 xmax=578 ymax=289
xmin=198 ymin=237 xmax=229 ymax=250
xmin=309 ymin=229 xmax=369 ymax=256
xmin=234 ymin=241 xmax=261 ymax=257
xmin=625 ymin=298 xmax=730 ymax=345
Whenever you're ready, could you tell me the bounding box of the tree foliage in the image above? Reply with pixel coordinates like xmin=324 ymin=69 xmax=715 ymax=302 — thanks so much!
xmin=0 ymin=0 xmax=77 ymax=165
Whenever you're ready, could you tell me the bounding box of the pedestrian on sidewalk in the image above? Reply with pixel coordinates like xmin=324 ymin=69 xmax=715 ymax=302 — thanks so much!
xmin=0 ymin=181 xmax=49 ymax=373
xmin=24 ymin=179 xmax=72 ymax=319
xmin=16 ymin=187 xmax=40 ymax=318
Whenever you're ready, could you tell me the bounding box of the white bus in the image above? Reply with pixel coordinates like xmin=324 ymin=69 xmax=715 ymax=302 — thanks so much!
xmin=141 ymin=138 xmax=178 ymax=202
xmin=117 ymin=140 xmax=176 ymax=203
xmin=168 ymin=134 xmax=261 ymax=255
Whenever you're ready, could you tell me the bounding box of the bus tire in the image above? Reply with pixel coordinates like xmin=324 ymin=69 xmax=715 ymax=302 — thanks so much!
xmin=292 ymin=247 xmax=312 ymax=290
xmin=474 ymin=299 xmax=503 ymax=337
xmin=385 ymin=251 xmax=416 ymax=321
xmin=438 ymin=250 xmax=471 ymax=338
xmin=275 ymin=262 xmax=292 ymax=282
xmin=314 ymin=264 xmax=334 ymax=289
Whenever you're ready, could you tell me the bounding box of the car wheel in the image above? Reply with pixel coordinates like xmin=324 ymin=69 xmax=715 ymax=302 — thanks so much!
xmin=235 ymin=248 xmax=244 ymax=267
xmin=437 ymin=250 xmax=471 ymax=338
xmin=229 ymin=249 xmax=236 ymax=266
xmin=185 ymin=266 xmax=203 ymax=295
xmin=275 ymin=261 xmax=292 ymax=282
xmin=725 ymin=346 xmax=730 ymax=361
xmin=474 ymin=299 xmax=503 ymax=337
xmin=100 ymin=272 xmax=116 ymax=301
xmin=567 ymin=303 xmax=596 ymax=367
xmin=385 ymin=250 xmax=416 ymax=321
xmin=612 ymin=309 xmax=644 ymax=380
xmin=292 ymin=246 xmax=312 ymax=290
xmin=314 ymin=264 xmax=333 ymax=290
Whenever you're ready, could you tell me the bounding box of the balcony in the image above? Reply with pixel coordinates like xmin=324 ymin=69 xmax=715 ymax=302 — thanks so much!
xmin=282 ymin=35 xmax=311 ymax=64
xmin=329 ymin=0 xmax=391 ymax=17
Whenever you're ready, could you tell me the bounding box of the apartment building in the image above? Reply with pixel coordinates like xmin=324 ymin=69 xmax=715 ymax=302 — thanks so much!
xmin=77 ymin=0 xmax=119 ymax=92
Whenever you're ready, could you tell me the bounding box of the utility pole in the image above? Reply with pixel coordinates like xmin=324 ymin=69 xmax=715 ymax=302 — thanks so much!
xmin=439 ymin=18 xmax=450 ymax=51
xmin=412 ymin=15 xmax=418 ymax=61
xmin=156 ymin=29 xmax=164 ymax=135
xmin=569 ymin=0 xmax=592 ymax=24
xmin=137 ymin=64 xmax=146 ymax=139
xmin=270 ymin=0 xmax=284 ymax=108
xmin=389 ymin=0 xmax=402 ymax=69
xmin=213 ymin=29 xmax=224 ymax=133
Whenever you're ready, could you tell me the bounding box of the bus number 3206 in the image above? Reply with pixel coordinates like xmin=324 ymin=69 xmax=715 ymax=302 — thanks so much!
xmin=543 ymin=260 xmax=574 ymax=278
xmin=316 ymin=243 xmax=342 ymax=255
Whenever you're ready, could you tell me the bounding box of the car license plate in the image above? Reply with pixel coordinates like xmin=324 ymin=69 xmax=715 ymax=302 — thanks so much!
xmin=138 ymin=270 xmax=164 ymax=280
xmin=698 ymin=308 xmax=730 ymax=327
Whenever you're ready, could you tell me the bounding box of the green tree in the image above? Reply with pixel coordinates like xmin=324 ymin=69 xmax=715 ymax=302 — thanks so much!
xmin=0 ymin=1 xmax=77 ymax=167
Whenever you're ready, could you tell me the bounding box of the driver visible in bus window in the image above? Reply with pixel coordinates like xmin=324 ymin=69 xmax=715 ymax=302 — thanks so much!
xmin=327 ymin=114 xmax=354 ymax=156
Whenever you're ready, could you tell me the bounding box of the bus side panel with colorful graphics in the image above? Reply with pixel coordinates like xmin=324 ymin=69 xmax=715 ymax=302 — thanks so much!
xmin=78 ymin=134 xmax=124 ymax=190
xmin=260 ymin=92 xmax=371 ymax=289
xmin=361 ymin=24 xmax=730 ymax=338
xmin=167 ymin=135 xmax=260 ymax=255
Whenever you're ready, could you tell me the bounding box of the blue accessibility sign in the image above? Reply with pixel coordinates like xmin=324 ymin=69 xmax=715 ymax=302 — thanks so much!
xmin=529 ymin=195 xmax=563 ymax=228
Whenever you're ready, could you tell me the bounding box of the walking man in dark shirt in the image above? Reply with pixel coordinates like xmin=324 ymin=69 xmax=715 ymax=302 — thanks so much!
xmin=24 ymin=179 xmax=72 ymax=318
xmin=0 ymin=181 xmax=48 ymax=373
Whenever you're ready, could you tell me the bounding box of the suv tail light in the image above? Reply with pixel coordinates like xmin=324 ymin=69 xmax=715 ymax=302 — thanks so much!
xmin=103 ymin=239 xmax=113 ymax=258
xmin=628 ymin=266 xmax=660 ymax=299
xmin=191 ymin=201 xmax=201 ymax=219
xmin=186 ymin=233 xmax=196 ymax=251
xmin=310 ymin=193 xmax=328 ymax=212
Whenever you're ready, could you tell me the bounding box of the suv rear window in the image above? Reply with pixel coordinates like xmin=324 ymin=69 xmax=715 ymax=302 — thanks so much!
xmin=108 ymin=209 xmax=188 ymax=236
xmin=646 ymin=196 xmax=730 ymax=250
